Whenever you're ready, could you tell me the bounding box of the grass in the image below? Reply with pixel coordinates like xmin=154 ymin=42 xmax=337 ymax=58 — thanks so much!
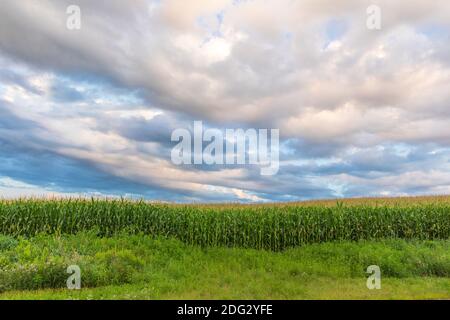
xmin=3 ymin=278 xmax=450 ymax=300
xmin=0 ymin=234 xmax=449 ymax=299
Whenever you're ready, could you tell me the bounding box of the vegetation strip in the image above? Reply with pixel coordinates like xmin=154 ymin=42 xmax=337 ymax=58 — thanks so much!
xmin=1 ymin=234 xmax=449 ymax=297
xmin=1 ymin=199 xmax=449 ymax=250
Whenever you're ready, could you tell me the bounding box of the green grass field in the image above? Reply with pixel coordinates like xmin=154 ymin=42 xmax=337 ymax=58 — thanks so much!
xmin=0 ymin=196 xmax=449 ymax=299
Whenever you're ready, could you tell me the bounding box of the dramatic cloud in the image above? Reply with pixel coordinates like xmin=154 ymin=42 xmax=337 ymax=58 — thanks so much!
xmin=0 ymin=0 xmax=449 ymax=201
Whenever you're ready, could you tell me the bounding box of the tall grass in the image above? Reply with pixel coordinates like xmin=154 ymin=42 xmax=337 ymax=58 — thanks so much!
xmin=0 ymin=199 xmax=449 ymax=250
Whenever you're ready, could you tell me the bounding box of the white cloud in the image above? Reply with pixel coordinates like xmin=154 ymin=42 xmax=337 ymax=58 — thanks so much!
xmin=0 ymin=0 xmax=449 ymax=201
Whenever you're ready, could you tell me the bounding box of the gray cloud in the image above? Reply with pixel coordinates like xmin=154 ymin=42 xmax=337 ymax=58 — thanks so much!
xmin=0 ymin=0 xmax=449 ymax=201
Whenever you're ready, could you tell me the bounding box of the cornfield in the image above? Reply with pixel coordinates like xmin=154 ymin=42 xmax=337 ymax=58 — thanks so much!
xmin=0 ymin=199 xmax=449 ymax=250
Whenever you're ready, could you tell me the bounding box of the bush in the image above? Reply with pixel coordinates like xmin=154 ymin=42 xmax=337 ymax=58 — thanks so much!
xmin=0 ymin=235 xmax=18 ymax=251
xmin=94 ymin=249 xmax=144 ymax=285
xmin=0 ymin=260 xmax=67 ymax=292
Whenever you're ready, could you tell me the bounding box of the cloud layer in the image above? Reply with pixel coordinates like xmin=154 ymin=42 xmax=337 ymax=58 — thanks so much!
xmin=0 ymin=0 xmax=449 ymax=201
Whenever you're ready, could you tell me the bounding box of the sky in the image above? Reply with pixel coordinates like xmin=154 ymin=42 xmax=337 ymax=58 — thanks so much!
xmin=0 ymin=0 xmax=450 ymax=202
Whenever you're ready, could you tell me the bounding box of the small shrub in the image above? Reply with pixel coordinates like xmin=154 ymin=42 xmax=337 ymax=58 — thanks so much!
xmin=94 ymin=249 xmax=144 ymax=285
xmin=0 ymin=235 xmax=18 ymax=251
